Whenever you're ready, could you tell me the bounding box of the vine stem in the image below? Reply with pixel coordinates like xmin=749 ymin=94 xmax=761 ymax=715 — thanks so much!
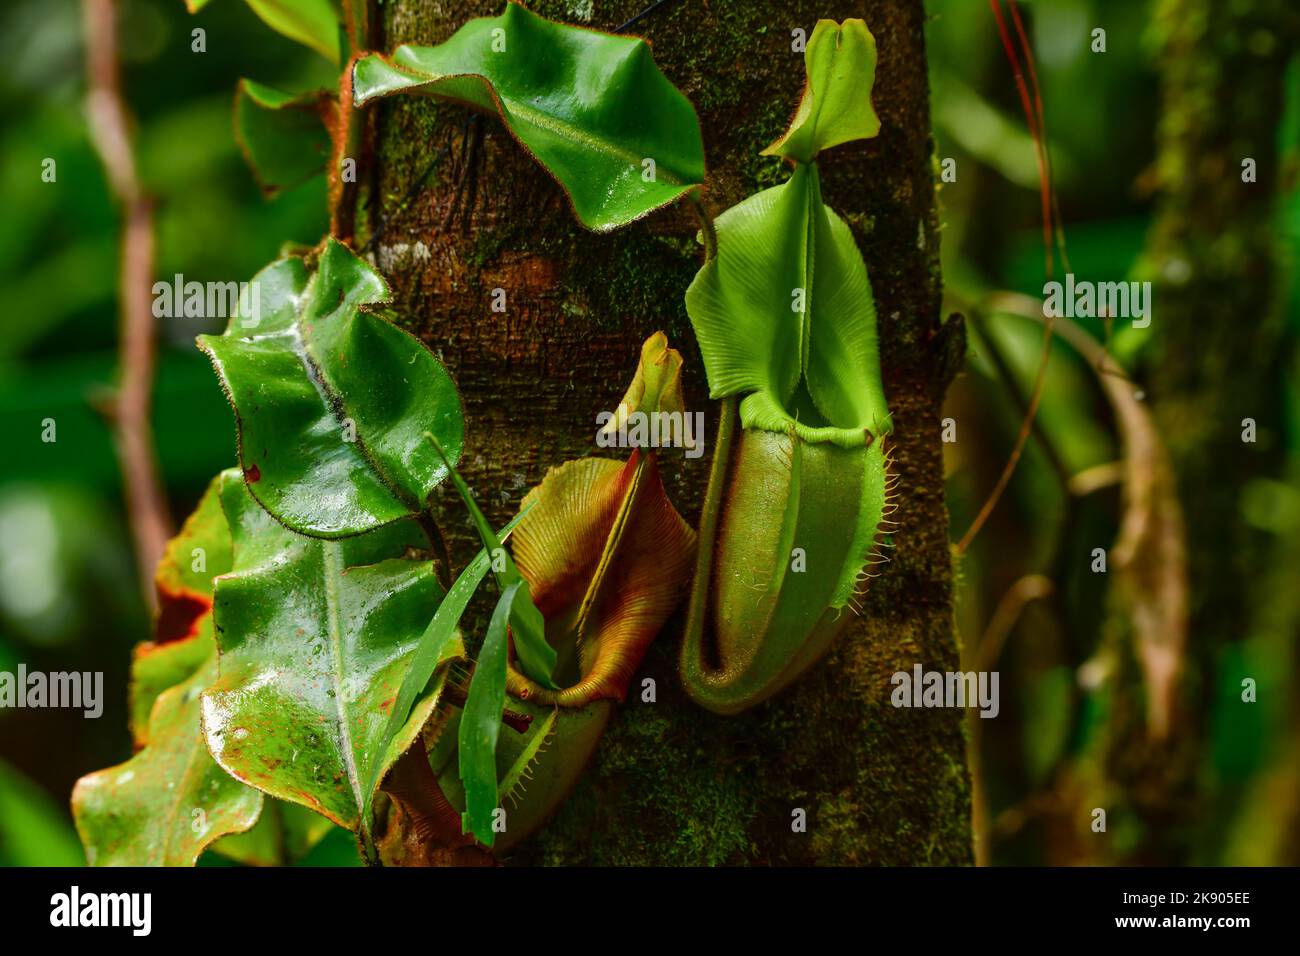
xmin=83 ymin=0 xmax=172 ymax=612
xmin=417 ymin=509 xmax=455 ymax=591
xmin=687 ymin=190 xmax=717 ymax=260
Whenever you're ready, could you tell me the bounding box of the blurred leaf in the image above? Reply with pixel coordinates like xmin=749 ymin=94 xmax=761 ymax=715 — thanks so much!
xmin=931 ymin=70 xmax=1050 ymax=190
xmin=242 ymin=0 xmax=340 ymax=64
xmin=1 ymin=239 xmax=116 ymax=360
xmin=295 ymin=822 xmax=364 ymax=865
xmin=0 ymin=758 xmax=83 ymax=866
xmin=201 ymin=471 xmax=456 ymax=851
xmin=763 ymin=19 xmax=880 ymax=163
xmin=353 ymin=2 xmax=704 ymax=232
xmin=198 ymin=238 xmax=465 ymax=538
xmin=1022 ymin=665 xmax=1073 ymax=785
xmin=953 ymin=285 xmax=1115 ymax=476
xmin=991 ymin=295 xmax=1188 ymax=740
xmin=234 ymin=79 xmax=333 ymax=196
xmin=73 ymin=656 xmax=265 ymax=866
xmin=458 ymin=581 xmax=519 ymax=846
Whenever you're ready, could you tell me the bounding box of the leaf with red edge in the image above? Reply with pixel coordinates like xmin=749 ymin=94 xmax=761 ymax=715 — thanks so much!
xmin=73 ymin=656 xmax=264 ymax=867
xmin=234 ymin=80 xmax=335 ymax=197
xmin=131 ymin=471 xmax=235 ymax=746
xmin=153 ymin=471 xmax=232 ymax=644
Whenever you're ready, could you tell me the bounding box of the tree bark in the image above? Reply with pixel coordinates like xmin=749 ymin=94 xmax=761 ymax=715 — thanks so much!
xmin=366 ymin=0 xmax=970 ymax=865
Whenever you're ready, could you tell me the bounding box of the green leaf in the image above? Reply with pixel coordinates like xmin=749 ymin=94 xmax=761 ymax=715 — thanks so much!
xmin=130 ymin=624 xmax=215 ymax=747
xmin=74 ymin=469 xmax=267 ymax=866
xmin=73 ymin=656 xmax=265 ymax=866
xmin=352 ymin=1 xmax=705 ymax=232
xmin=198 ymin=238 xmax=465 ymax=538
xmin=155 ymin=472 xmax=233 ymax=610
xmin=458 ymin=581 xmax=520 ymax=846
xmin=685 ymin=163 xmax=891 ymax=447
xmin=361 ymin=509 xmax=527 ymax=819
xmin=244 ymin=0 xmax=341 ymax=64
xmin=132 ymin=472 xmax=233 ymax=745
xmin=762 ymin=19 xmax=880 ymax=163
xmin=234 ymin=80 xmax=334 ymax=197
xmin=201 ymin=471 xmax=457 ymax=853
xmin=427 ymin=433 xmax=557 ymax=687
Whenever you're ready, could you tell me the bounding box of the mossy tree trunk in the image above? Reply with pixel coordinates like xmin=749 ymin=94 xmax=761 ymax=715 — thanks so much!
xmin=363 ymin=0 xmax=970 ymax=865
xmin=1101 ymin=0 xmax=1298 ymax=865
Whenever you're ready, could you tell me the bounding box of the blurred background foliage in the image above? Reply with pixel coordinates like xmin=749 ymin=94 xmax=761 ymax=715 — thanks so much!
xmin=0 ymin=0 xmax=1295 ymax=865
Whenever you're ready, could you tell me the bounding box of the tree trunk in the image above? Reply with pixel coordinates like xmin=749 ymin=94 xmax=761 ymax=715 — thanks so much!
xmin=364 ymin=0 xmax=970 ymax=865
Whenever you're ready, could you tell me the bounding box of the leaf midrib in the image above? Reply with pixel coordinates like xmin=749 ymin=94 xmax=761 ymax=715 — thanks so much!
xmin=289 ymin=320 xmax=422 ymax=516
xmin=499 ymin=94 xmax=694 ymax=187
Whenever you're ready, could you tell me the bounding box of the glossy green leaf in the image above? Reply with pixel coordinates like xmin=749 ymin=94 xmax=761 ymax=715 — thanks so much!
xmin=198 ymin=238 xmax=465 ymax=538
xmin=244 ymin=0 xmax=341 ymax=63
xmin=762 ymin=19 xmax=880 ymax=163
xmin=201 ymin=472 xmax=458 ymax=853
xmin=685 ymin=162 xmax=891 ymax=447
xmin=73 ymin=656 xmax=265 ymax=867
xmin=361 ymin=509 xmax=527 ymax=820
xmin=427 ymin=433 xmax=557 ymax=687
xmin=458 ymin=581 xmax=520 ymax=846
xmin=234 ymin=80 xmax=334 ymax=197
xmin=352 ymin=2 xmax=705 ymax=232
